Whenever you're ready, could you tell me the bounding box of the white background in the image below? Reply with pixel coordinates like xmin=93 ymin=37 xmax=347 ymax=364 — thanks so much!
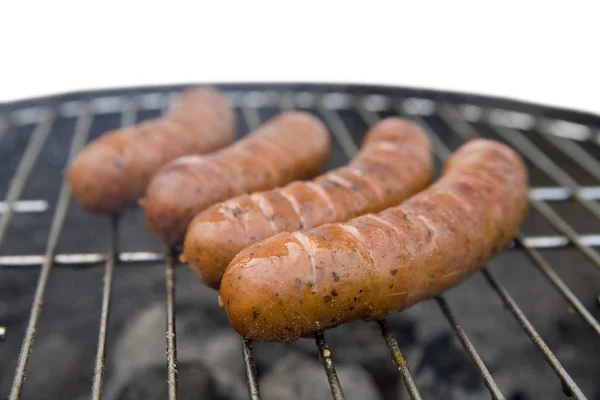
xmin=1 ymin=1 xmax=598 ymax=114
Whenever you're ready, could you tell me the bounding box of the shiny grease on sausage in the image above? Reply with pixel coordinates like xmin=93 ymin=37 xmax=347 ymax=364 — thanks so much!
xmin=65 ymin=87 xmax=235 ymax=213
xmin=183 ymin=118 xmax=433 ymax=288
xmin=142 ymin=111 xmax=331 ymax=245
xmin=220 ymin=139 xmax=529 ymax=342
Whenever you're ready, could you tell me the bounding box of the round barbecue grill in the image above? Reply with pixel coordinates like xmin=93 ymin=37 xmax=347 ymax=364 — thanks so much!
xmin=0 ymin=84 xmax=599 ymax=400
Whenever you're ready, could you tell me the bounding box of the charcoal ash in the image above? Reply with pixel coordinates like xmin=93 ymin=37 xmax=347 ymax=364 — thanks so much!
xmin=260 ymin=353 xmax=382 ymax=400
xmin=113 ymin=361 xmax=226 ymax=400
xmin=105 ymin=298 xmax=248 ymax=400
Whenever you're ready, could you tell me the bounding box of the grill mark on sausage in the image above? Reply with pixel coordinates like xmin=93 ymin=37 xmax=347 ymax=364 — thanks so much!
xmin=346 ymin=166 xmax=384 ymax=205
xmin=252 ymin=135 xmax=295 ymax=180
xmin=446 ymin=174 xmax=506 ymax=223
xmin=229 ymin=143 xmax=280 ymax=188
xmin=292 ymin=231 xmax=318 ymax=291
xmin=222 ymin=199 xmax=252 ymax=243
xmin=368 ymin=141 xmax=431 ymax=167
xmin=438 ymin=187 xmax=474 ymax=212
xmin=324 ymin=171 xmax=355 ymax=189
xmin=250 ymin=193 xmax=278 ymax=235
xmin=279 ymin=189 xmax=307 ymax=229
xmin=209 ymin=158 xmax=246 ymax=196
xmin=260 ymin=131 xmax=299 ymax=160
xmin=171 ymin=154 xmax=205 ymax=166
xmin=364 ymin=214 xmax=404 ymax=238
xmin=325 ymin=170 xmax=369 ymax=209
xmin=305 ymin=181 xmax=337 ymax=220
xmin=417 ymin=214 xmax=438 ymax=238
xmin=339 ymin=223 xmax=375 ymax=267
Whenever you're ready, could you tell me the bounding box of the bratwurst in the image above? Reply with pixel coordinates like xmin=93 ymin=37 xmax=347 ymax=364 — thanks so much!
xmin=183 ymin=118 xmax=433 ymax=288
xmin=143 ymin=111 xmax=331 ymax=245
xmin=66 ymin=87 xmax=235 ymax=213
xmin=220 ymin=138 xmax=529 ymax=342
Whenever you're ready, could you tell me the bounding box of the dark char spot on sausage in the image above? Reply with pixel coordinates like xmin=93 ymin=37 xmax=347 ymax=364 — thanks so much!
xmin=390 ymin=269 xmax=398 ymax=275
xmin=253 ymin=310 xmax=260 ymax=319
xmin=331 ymin=289 xmax=338 ymax=297
xmin=332 ymin=272 xmax=340 ymax=282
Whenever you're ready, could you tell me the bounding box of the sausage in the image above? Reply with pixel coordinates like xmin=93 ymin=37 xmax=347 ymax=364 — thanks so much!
xmin=65 ymin=87 xmax=235 ymax=213
xmin=183 ymin=118 xmax=433 ymax=289
xmin=219 ymin=138 xmax=529 ymax=342
xmin=142 ymin=111 xmax=331 ymax=245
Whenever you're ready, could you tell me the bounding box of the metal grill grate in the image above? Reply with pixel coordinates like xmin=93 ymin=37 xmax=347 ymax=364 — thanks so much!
xmin=0 ymin=85 xmax=599 ymax=400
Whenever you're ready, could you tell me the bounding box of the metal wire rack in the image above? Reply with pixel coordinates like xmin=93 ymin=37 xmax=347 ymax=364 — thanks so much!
xmin=0 ymin=84 xmax=599 ymax=400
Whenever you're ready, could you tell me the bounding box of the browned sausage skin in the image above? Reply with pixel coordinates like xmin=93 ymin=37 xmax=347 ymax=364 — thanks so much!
xmin=65 ymin=87 xmax=235 ymax=213
xmin=220 ymin=139 xmax=529 ymax=342
xmin=183 ymin=118 xmax=433 ymax=289
xmin=142 ymin=111 xmax=331 ymax=245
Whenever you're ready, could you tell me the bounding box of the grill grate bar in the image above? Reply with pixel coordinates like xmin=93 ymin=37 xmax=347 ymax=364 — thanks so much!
xmin=241 ymin=106 xmax=263 ymax=132
xmin=489 ymin=125 xmax=600 ymax=268
xmin=5 ymin=229 xmax=600 ymax=268
xmin=435 ymin=296 xmax=505 ymax=399
xmin=317 ymin=104 xmax=360 ymax=157
xmin=165 ymin=248 xmax=178 ymax=400
xmin=236 ymin=105 xmax=265 ymax=395
xmin=482 ymin=269 xmax=586 ymax=399
xmin=91 ymin=99 xmax=136 ymax=399
xmin=538 ymin=131 xmax=600 ymax=182
xmin=91 ymin=215 xmax=119 ymax=400
xmin=420 ymin=104 xmax=587 ymax=397
xmin=377 ymin=320 xmax=423 ymax=400
xmin=517 ymin=233 xmax=600 ymax=336
xmin=491 ymin=123 xmax=600 ymax=217
xmin=154 ymin=102 xmax=179 ymax=400
xmin=241 ymin=338 xmax=261 ymax=400
xmin=0 ymin=110 xmax=55 ymax=245
xmin=278 ymin=92 xmax=297 ymax=112
xmin=315 ymin=332 xmax=345 ymax=400
xmin=0 ymin=113 xmax=9 ymax=143
xmin=0 ymin=251 xmax=164 ymax=267
xmin=529 ymin=199 xmax=600 ymax=269
xmin=0 ymin=199 xmax=48 ymax=214
xmin=0 ymin=325 xmax=6 ymax=340
xmin=521 ymin=233 xmax=600 ymax=248
xmin=9 ymin=106 xmax=93 ymax=399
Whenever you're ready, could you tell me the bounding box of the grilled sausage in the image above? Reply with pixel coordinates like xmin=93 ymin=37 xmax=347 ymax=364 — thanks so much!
xmin=143 ymin=111 xmax=331 ymax=245
xmin=220 ymin=139 xmax=529 ymax=342
xmin=65 ymin=87 xmax=235 ymax=213
xmin=183 ymin=118 xmax=433 ymax=289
